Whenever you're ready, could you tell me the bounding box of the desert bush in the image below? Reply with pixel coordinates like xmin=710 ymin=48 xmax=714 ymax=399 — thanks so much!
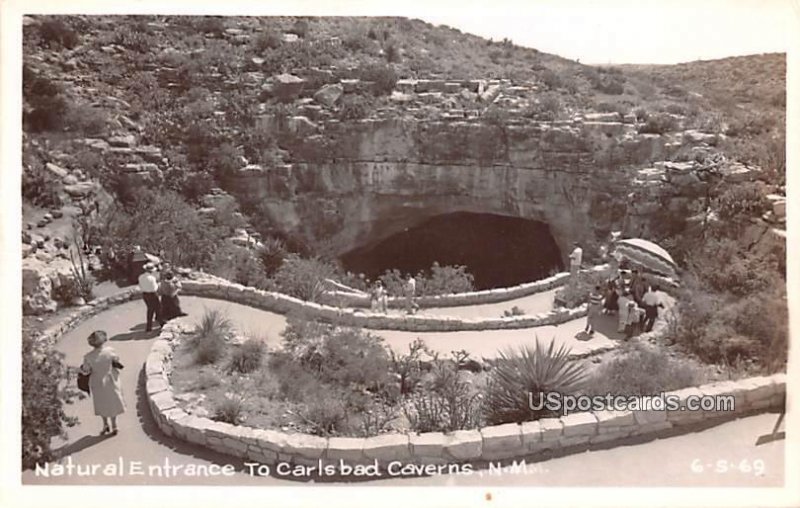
xmin=21 ymin=163 xmax=63 ymax=208
xmin=98 ymin=189 xmax=226 ymax=269
xmin=194 ymin=333 xmax=226 ymax=365
xmin=715 ymin=182 xmax=769 ymax=223
xmin=211 ymin=391 xmax=246 ymax=424
xmin=378 ymin=263 xmax=475 ymax=297
xmin=271 ymin=254 xmax=337 ymax=302
xmin=384 ymin=41 xmax=400 ymax=63
xmin=38 ymin=18 xmax=79 ymax=49
xmin=22 ymin=332 xmax=79 ymax=469
xmin=483 ymin=339 xmax=586 ymax=425
xmin=337 ymin=94 xmax=372 ymax=120
xmin=296 ymin=385 xmax=349 ymax=436
xmin=252 ymin=30 xmax=282 ymax=52
xmin=587 ymin=344 xmax=701 ymax=396
xmin=404 ymin=356 xmax=483 ymax=432
xmin=281 ymin=315 xmax=392 ymax=392
xmin=208 ymin=244 xmax=270 ymax=289
xmin=389 ymin=338 xmax=436 ymax=395
xmin=540 ymin=69 xmax=562 ymax=90
xmin=358 ymin=62 xmax=397 ymax=96
xmin=23 ymin=71 xmax=68 ymax=132
xmin=637 ymin=113 xmax=678 ymax=134
xmin=228 ymin=338 xmax=267 ymax=374
xmin=288 ymin=18 xmax=310 ymax=38
xmin=67 ymin=240 xmax=95 ymax=302
xmin=197 ymin=17 xmax=225 ymax=36
xmin=52 ymin=279 xmax=82 ymax=307
xmin=63 ymin=104 xmax=109 ymax=136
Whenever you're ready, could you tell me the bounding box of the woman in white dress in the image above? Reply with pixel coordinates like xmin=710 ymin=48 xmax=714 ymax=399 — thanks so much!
xmin=80 ymin=330 xmax=126 ymax=436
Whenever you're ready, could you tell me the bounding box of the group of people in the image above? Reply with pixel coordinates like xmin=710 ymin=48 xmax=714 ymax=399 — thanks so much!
xmin=138 ymin=262 xmax=186 ymax=332
xmin=584 ymin=263 xmax=664 ymax=338
xmin=369 ymin=276 xmax=419 ymax=315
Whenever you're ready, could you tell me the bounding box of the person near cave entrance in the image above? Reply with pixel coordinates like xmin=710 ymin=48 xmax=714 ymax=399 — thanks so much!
xmin=405 ymin=275 xmax=419 ymax=315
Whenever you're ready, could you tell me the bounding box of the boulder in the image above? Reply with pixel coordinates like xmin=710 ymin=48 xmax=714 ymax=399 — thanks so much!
xmin=63 ymin=174 xmax=79 ymax=185
xmin=273 ymin=73 xmax=305 ymax=101
xmin=45 ymin=162 xmax=69 ymax=179
xmin=22 ymin=257 xmax=74 ymax=315
xmin=288 ymin=116 xmax=318 ymax=137
xmin=313 ymin=83 xmax=343 ymax=107
xmin=282 ymin=33 xmax=299 ymax=43
xmin=64 ymin=182 xmax=99 ymax=197
xmin=108 ymin=134 xmax=137 ymax=147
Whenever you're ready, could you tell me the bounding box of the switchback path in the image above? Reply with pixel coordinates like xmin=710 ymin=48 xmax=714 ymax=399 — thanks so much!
xmin=23 ymin=294 xmax=781 ymax=487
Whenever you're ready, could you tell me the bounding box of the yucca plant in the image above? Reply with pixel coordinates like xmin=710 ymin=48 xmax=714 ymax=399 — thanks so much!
xmin=195 ymin=308 xmax=232 ymax=339
xmin=484 ymin=338 xmax=586 ymax=425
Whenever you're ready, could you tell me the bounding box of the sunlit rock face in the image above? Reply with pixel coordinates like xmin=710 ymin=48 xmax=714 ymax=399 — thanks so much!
xmin=226 ymin=117 xmax=728 ymax=268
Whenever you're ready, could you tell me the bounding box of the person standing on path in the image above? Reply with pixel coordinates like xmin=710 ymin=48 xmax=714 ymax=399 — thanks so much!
xmin=138 ymin=262 xmax=163 ymax=331
xmin=629 ymin=268 xmax=647 ymax=306
xmin=79 ymin=331 xmax=126 ymax=436
xmin=158 ymin=271 xmax=186 ymax=321
xmin=569 ymin=243 xmax=583 ymax=290
xmin=642 ymin=285 xmax=663 ymax=332
xmin=405 ymin=275 xmax=419 ymax=315
xmin=584 ymin=285 xmax=603 ymax=336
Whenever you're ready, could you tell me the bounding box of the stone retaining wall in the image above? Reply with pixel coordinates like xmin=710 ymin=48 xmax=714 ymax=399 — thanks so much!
xmin=319 ymin=265 xmax=680 ymax=311
xmin=319 ymin=272 xmax=572 ymax=309
xmin=145 ymin=319 xmax=786 ymax=472
xmin=178 ymin=277 xmax=589 ymax=332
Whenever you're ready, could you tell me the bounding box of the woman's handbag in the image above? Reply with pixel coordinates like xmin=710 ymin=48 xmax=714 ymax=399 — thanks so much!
xmin=112 ymin=359 xmax=124 ymax=370
xmin=77 ymin=371 xmax=91 ymax=394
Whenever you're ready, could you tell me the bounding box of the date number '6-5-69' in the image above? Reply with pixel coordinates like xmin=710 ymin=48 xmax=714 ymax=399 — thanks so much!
xmin=690 ymin=459 xmax=766 ymax=475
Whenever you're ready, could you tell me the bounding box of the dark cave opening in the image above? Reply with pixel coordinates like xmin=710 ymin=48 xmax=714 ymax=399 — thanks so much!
xmin=339 ymin=212 xmax=564 ymax=290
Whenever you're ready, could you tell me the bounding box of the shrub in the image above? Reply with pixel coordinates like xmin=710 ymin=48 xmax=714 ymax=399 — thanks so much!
xmin=22 ymin=332 xmax=79 ymax=469
xmin=297 ymin=386 xmax=349 ymax=436
xmin=715 ymin=182 xmax=768 ymax=223
xmin=21 ymin=163 xmax=63 ymax=208
xmin=208 ymin=244 xmax=270 ymax=289
xmin=38 ymin=18 xmax=79 ymax=49
xmin=337 ymin=94 xmax=372 ymax=121
xmin=587 ymin=344 xmax=701 ymax=396
xmin=281 ymin=315 xmax=392 ymax=391
xmin=540 ymin=69 xmax=562 ymax=90
xmin=483 ymin=339 xmax=586 ymax=425
xmin=358 ymin=63 xmax=397 ymax=96
xmin=389 ymin=338 xmax=436 ymax=395
xmin=288 ymin=18 xmax=310 ymax=38
xmin=23 ymin=72 xmax=68 ymax=132
xmin=252 ymin=30 xmax=282 ymax=52
xmin=211 ymin=392 xmax=246 ymax=424
xmin=637 ymin=113 xmax=678 ymax=134
xmin=194 ymin=333 xmax=225 ymax=365
xmin=228 ymin=338 xmax=266 ymax=374
xmin=271 ymin=254 xmax=337 ymax=302
xmin=404 ymin=357 xmax=483 ymax=432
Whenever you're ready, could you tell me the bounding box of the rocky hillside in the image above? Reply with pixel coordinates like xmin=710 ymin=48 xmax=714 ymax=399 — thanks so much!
xmin=21 ymin=15 xmax=787 ymax=314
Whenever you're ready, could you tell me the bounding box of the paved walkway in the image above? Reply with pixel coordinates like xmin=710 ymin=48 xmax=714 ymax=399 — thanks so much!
xmin=24 ymin=293 xmax=780 ymax=487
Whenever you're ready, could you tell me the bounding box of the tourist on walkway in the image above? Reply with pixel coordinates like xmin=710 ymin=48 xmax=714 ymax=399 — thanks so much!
xmin=585 ymin=285 xmax=603 ymax=335
xmin=373 ymin=281 xmax=388 ymax=313
xmin=622 ymin=300 xmax=638 ymax=338
xmin=138 ymin=262 xmax=163 ymax=331
xmin=569 ymin=242 xmax=583 ymax=289
xmin=629 ymin=268 xmax=647 ymax=306
xmin=158 ymin=271 xmax=186 ymax=321
xmin=80 ymin=330 xmax=126 ymax=436
xmin=603 ymin=279 xmax=619 ymax=314
xmin=405 ymin=275 xmax=419 ymax=315
xmin=617 ymin=291 xmax=631 ymax=333
xmin=642 ymin=285 xmax=664 ymax=332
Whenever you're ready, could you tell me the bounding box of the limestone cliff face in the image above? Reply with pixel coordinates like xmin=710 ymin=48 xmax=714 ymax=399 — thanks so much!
xmin=227 ymin=117 xmax=686 ymax=260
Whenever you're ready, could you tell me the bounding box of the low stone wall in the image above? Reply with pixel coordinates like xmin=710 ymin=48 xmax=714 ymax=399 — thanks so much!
xmin=319 ymin=272 xmax=572 ymax=309
xmin=146 ymin=319 xmax=786 ymax=472
xmin=178 ymin=278 xmax=589 ymax=332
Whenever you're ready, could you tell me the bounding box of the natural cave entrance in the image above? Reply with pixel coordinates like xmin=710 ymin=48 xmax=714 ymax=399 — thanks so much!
xmin=339 ymin=212 xmax=564 ymax=290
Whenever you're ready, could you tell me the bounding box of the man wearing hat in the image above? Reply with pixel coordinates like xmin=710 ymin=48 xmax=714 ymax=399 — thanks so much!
xmin=138 ymin=262 xmax=163 ymax=331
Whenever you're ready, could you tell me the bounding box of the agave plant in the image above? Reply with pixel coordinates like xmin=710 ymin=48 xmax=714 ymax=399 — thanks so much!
xmin=484 ymin=337 xmax=586 ymax=425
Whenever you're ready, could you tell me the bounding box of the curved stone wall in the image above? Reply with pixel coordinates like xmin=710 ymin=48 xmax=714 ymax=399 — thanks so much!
xmin=145 ymin=318 xmax=786 ymax=471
